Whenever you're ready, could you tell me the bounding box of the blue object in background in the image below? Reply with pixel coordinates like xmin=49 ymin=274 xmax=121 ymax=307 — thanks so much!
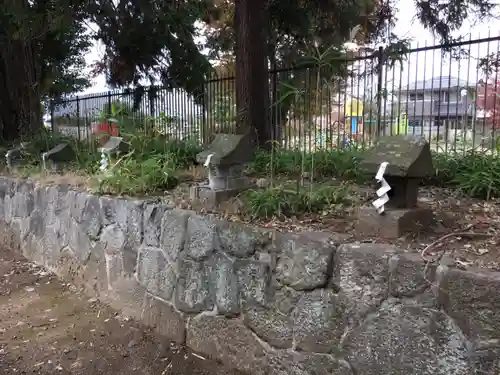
xmin=350 ymin=117 xmax=358 ymax=134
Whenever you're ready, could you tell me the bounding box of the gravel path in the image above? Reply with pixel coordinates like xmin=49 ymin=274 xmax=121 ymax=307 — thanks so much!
xmin=0 ymin=248 xmax=243 ymax=375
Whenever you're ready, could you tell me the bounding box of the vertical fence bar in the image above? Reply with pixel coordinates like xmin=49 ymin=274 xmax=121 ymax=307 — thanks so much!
xmin=492 ymin=39 xmax=500 ymax=152
xmin=482 ymin=33 xmax=491 ymax=150
xmin=271 ymin=63 xmax=278 ymax=144
xmin=50 ymin=101 xmax=55 ymax=133
xmin=420 ymin=41 xmax=428 ymax=138
xmin=76 ymin=96 xmax=81 ymax=142
xmin=411 ymin=42 xmax=420 ymax=137
xmin=201 ymin=80 xmax=207 ymax=144
xmin=376 ymin=46 xmax=384 ymax=138
xmin=107 ymin=91 xmax=112 ymax=116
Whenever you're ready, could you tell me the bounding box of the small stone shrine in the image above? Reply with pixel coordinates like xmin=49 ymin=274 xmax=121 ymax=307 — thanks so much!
xmin=356 ymin=135 xmax=435 ymax=239
xmin=5 ymin=142 xmax=31 ymax=170
xmin=190 ymin=133 xmax=255 ymax=208
xmin=97 ymin=136 xmax=129 ymax=171
xmin=42 ymin=143 xmax=76 ymax=171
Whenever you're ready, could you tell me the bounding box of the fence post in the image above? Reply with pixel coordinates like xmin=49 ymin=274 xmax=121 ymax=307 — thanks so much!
xmin=271 ymin=62 xmax=279 ymax=143
xmin=107 ymin=91 xmax=112 ymax=116
xmin=201 ymin=80 xmax=207 ymax=144
xmin=49 ymin=100 xmax=54 ymax=132
xmin=148 ymin=87 xmax=154 ymax=117
xmin=376 ymin=46 xmax=384 ymax=138
xmin=76 ymin=96 xmax=81 ymax=141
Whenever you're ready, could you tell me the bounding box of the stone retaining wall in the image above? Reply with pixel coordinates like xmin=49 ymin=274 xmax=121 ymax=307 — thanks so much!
xmin=0 ymin=176 xmax=499 ymax=375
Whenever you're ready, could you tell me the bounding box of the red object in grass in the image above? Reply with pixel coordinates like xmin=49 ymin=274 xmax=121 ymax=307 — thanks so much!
xmin=92 ymin=121 xmax=119 ymax=145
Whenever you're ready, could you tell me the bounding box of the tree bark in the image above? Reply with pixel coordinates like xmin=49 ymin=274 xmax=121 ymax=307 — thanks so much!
xmin=234 ymin=0 xmax=270 ymax=147
xmin=0 ymin=0 xmax=42 ymax=142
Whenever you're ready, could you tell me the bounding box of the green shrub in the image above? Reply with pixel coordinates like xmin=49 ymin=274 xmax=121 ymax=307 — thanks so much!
xmin=69 ymin=140 xmax=101 ymax=174
xmin=1 ymin=129 xmax=101 ymax=174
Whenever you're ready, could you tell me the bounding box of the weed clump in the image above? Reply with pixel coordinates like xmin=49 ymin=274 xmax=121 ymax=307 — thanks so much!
xmin=3 ymin=129 xmax=203 ymax=196
xmin=429 ymin=152 xmax=500 ymax=200
xmin=249 ymin=147 xmax=367 ymax=183
xmin=93 ymin=133 xmax=202 ymax=195
xmin=7 ymin=127 xmax=500 ymax=203
xmin=94 ymin=153 xmax=179 ymax=195
xmin=243 ymin=183 xmax=354 ymax=219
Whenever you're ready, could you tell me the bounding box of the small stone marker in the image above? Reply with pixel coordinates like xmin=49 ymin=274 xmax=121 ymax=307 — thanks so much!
xmin=356 ymin=135 xmax=435 ymax=239
xmin=98 ymin=136 xmax=129 ymax=154
xmin=190 ymin=133 xmax=255 ymax=208
xmin=42 ymin=143 xmax=76 ymax=171
xmin=97 ymin=136 xmax=129 ymax=171
xmin=5 ymin=142 xmax=31 ymax=170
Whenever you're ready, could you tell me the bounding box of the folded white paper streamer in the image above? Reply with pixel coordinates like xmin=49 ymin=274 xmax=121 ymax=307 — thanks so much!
xmin=372 ymin=162 xmax=391 ymax=214
xmin=204 ymin=153 xmax=214 ymax=167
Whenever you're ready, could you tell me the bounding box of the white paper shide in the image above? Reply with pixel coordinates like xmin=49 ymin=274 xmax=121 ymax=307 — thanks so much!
xmin=204 ymin=153 xmax=214 ymax=167
xmin=372 ymin=162 xmax=391 ymax=214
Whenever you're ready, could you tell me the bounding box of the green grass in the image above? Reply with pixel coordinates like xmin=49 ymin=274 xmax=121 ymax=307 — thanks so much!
xmin=5 ymin=128 xmax=500 ymax=207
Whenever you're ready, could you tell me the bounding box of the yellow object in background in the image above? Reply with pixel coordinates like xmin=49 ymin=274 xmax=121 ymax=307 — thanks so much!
xmin=345 ymin=99 xmax=364 ymax=117
xmin=392 ymin=113 xmax=408 ymax=135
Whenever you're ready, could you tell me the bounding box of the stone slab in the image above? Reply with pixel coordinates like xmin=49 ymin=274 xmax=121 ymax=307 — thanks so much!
xmin=342 ymin=300 xmax=472 ymax=375
xmin=187 ymin=315 xmax=267 ymax=374
xmin=356 ymin=206 xmax=435 ymax=239
xmin=440 ymin=268 xmax=500 ymax=341
xmin=98 ymin=136 xmax=129 ymax=154
xmin=360 ymin=135 xmax=434 ymax=178
xmin=196 ymin=133 xmax=254 ymax=166
xmin=190 ymin=185 xmax=250 ymax=209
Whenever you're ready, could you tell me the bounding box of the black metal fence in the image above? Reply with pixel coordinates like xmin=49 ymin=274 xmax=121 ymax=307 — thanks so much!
xmin=51 ymin=33 xmax=500 ymax=154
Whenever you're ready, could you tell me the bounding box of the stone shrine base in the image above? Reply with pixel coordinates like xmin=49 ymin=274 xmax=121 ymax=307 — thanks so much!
xmin=356 ymin=206 xmax=435 ymax=239
xmin=189 ymin=184 xmax=253 ymax=209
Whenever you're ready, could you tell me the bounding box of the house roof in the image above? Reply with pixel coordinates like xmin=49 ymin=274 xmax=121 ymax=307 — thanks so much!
xmin=400 ymin=76 xmax=475 ymax=92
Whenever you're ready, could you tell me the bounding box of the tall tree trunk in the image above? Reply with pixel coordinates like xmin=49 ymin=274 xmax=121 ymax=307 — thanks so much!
xmin=234 ymin=0 xmax=270 ymax=147
xmin=0 ymin=0 xmax=42 ymax=143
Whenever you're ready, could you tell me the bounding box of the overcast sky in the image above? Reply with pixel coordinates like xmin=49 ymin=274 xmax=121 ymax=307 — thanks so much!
xmin=81 ymin=0 xmax=500 ymax=94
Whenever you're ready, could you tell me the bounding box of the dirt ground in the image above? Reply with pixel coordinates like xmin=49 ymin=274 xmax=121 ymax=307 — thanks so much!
xmin=0 ymin=247 xmax=243 ymax=375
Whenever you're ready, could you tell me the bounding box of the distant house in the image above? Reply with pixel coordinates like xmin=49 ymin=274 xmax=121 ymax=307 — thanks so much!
xmin=395 ymin=76 xmax=476 ymax=129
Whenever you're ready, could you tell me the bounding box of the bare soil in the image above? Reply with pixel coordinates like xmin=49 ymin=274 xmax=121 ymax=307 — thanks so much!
xmin=0 ymin=247 xmax=243 ymax=375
